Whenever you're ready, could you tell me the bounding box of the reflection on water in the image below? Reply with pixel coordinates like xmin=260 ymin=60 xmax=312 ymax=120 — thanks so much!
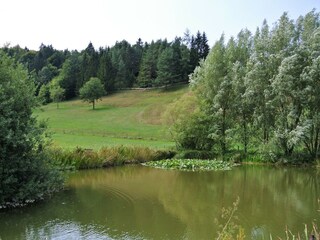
xmin=0 ymin=165 xmax=319 ymax=239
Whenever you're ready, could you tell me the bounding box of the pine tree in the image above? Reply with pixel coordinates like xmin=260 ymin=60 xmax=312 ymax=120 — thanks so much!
xmin=156 ymin=48 xmax=175 ymax=88
xmin=80 ymin=42 xmax=99 ymax=90
xmin=58 ymin=52 xmax=81 ymax=99
xmin=137 ymin=40 xmax=164 ymax=87
xmin=98 ymin=48 xmax=115 ymax=92
xmin=190 ymin=31 xmax=210 ymax=71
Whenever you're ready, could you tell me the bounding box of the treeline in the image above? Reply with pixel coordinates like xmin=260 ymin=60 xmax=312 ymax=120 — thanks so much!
xmin=2 ymin=31 xmax=209 ymax=103
xmin=175 ymin=10 xmax=320 ymax=162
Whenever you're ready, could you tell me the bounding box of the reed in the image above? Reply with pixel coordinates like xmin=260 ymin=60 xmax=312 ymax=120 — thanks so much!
xmin=49 ymin=146 xmax=175 ymax=170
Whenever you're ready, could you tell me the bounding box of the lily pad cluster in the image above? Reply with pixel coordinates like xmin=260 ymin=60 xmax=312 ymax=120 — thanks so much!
xmin=142 ymin=159 xmax=237 ymax=171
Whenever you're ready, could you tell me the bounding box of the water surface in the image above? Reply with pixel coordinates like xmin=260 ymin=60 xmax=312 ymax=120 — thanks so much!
xmin=0 ymin=165 xmax=319 ymax=239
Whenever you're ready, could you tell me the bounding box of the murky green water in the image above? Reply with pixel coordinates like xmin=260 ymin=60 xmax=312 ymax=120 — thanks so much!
xmin=0 ymin=165 xmax=319 ymax=239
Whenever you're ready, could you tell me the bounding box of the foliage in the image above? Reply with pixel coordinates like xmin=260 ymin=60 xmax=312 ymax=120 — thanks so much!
xmin=190 ymin=31 xmax=210 ymax=70
xmin=49 ymin=146 xmax=175 ymax=170
xmin=0 ymin=52 xmax=62 ymax=208
xmin=155 ymin=47 xmax=176 ymax=87
xmin=143 ymin=159 xmax=236 ymax=171
xmin=137 ymin=40 xmax=167 ymax=87
xmin=57 ymin=53 xmax=81 ymax=99
xmin=79 ymin=77 xmax=106 ymax=109
xmin=163 ymin=90 xmax=215 ymax=150
xmin=38 ymin=83 xmax=51 ymax=105
xmin=1 ymin=31 xmax=208 ymax=95
xmin=177 ymin=10 xmax=320 ymax=162
xmin=50 ymin=79 xmax=65 ymax=109
xmin=174 ymin=111 xmax=216 ymax=151
xmin=174 ymin=150 xmax=216 ymax=160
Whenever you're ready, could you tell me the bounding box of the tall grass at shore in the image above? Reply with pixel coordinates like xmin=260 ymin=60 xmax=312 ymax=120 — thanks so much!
xmin=49 ymin=146 xmax=175 ymax=170
xmin=215 ymin=198 xmax=319 ymax=240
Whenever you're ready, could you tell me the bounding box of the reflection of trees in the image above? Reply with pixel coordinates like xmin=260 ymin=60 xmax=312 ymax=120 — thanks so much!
xmin=0 ymin=165 xmax=318 ymax=239
xmin=156 ymin=166 xmax=319 ymax=239
xmin=0 ymin=166 xmax=186 ymax=240
xmin=67 ymin=165 xmax=319 ymax=239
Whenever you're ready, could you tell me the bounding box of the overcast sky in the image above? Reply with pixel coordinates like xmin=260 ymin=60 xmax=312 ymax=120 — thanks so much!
xmin=0 ymin=0 xmax=318 ymax=50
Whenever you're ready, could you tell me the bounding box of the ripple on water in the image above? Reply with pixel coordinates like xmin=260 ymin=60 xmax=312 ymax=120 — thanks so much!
xmin=102 ymin=185 xmax=136 ymax=205
xmin=26 ymin=220 xmax=112 ymax=240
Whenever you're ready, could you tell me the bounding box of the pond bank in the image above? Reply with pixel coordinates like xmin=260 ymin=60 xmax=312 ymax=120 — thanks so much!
xmin=49 ymin=146 xmax=320 ymax=171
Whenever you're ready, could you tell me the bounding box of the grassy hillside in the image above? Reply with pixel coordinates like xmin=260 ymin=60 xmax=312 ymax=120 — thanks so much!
xmin=34 ymin=85 xmax=188 ymax=150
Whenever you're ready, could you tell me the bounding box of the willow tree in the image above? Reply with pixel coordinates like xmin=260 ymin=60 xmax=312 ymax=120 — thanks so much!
xmin=191 ymin=35 xmax=234 ymax=155
xmin=177 ymin=10 xmax=320 ymax=161
xmin=231 ymin=29 xmax=253 ymax=154
xmin=295 ymin=11 xmax=320 ymax=159
xmin=270 ymin=10 xmax=319 ymax=157
xmin=244 ymin=20 xmax=275 ymax=144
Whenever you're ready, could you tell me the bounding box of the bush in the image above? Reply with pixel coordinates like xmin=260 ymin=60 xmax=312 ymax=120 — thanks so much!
xmin=174 ymin=150 xmax=216 ymax=159
xmin=0 ymin=52 xmax=63 ymax=208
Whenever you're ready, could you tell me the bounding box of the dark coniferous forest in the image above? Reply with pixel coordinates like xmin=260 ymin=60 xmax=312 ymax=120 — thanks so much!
xmin=1 ymin=31 xmax=210 ymax=103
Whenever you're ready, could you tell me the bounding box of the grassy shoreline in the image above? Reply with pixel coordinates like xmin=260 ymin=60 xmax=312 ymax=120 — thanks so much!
xmin=49 ymin=146 xmax=176 ymax=170
xmin=49 ymin=145 xmax=319 ymax=171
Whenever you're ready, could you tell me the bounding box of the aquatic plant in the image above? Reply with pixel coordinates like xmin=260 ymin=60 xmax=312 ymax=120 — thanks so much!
xmin=142 ymin=159 xmax=237 ymax=171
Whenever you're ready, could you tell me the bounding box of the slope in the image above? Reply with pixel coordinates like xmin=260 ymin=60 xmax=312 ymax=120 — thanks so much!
xmin=34 ymin=85 xmax=188 ymax=150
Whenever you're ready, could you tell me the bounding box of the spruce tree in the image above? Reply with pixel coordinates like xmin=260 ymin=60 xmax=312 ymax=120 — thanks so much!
xmin=156 ymin=47 xmax=175 ymax=88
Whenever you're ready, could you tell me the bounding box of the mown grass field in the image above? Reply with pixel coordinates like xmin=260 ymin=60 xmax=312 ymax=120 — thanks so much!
xmin=34 ymin=85 xmax=188 ymax=150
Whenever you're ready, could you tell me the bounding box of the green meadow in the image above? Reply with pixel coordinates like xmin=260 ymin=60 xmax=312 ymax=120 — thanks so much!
xmin=34 ymin=85 xmax=188 ymax=150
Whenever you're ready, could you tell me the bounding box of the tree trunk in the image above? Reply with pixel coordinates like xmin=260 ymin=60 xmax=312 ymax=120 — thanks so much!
xmin=92 ymin=100 xmax=95 ymax=110
xmin=221 ymin=108 xmax=226 ymax=156
xmin=243 ymin=120 xmax=248 ymax=155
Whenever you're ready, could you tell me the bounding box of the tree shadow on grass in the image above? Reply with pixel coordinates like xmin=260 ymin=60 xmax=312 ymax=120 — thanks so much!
xmin=91 ymin=105 xmax=115 ymax=111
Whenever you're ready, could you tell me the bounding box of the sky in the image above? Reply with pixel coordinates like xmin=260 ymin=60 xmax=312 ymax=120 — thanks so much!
xmin=0 ymin=0 xmax=319 ymax=51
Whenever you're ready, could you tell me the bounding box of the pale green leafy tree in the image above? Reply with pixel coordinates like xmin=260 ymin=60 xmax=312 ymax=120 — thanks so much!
xmin=79 ymin=77 xmax=106 ymax=109
xmin=191 ymin=35 xmax=235 ymax=155
xmin=244 ymin=20 xmax=275 ymax=143
xmin=50 ymin=83 xmax=65 ymax=109
xmin=272 ymin=48 xmax=310 ymax=156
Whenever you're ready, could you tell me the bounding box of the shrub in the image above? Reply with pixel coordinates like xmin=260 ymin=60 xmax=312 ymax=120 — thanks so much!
xmin=0 ymin=52 xmax=62 ymax=208
xmin=174 ymin=150 xmax=216 ymax=160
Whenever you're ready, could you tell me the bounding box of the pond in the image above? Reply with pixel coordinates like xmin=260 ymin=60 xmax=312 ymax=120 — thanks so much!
xmin=0 ymin=165 xmax=319 ymax=239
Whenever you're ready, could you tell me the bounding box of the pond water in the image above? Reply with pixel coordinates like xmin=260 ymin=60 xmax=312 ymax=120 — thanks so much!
xmin=0 ymin=165 xmax=319 ymax=239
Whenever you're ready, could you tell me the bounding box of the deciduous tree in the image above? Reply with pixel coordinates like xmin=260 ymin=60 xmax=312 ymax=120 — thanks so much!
xmin=0 ymin=52 xmax=62 ymax=208
xmin=79 ymin=77 xmax=106 ymax=109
